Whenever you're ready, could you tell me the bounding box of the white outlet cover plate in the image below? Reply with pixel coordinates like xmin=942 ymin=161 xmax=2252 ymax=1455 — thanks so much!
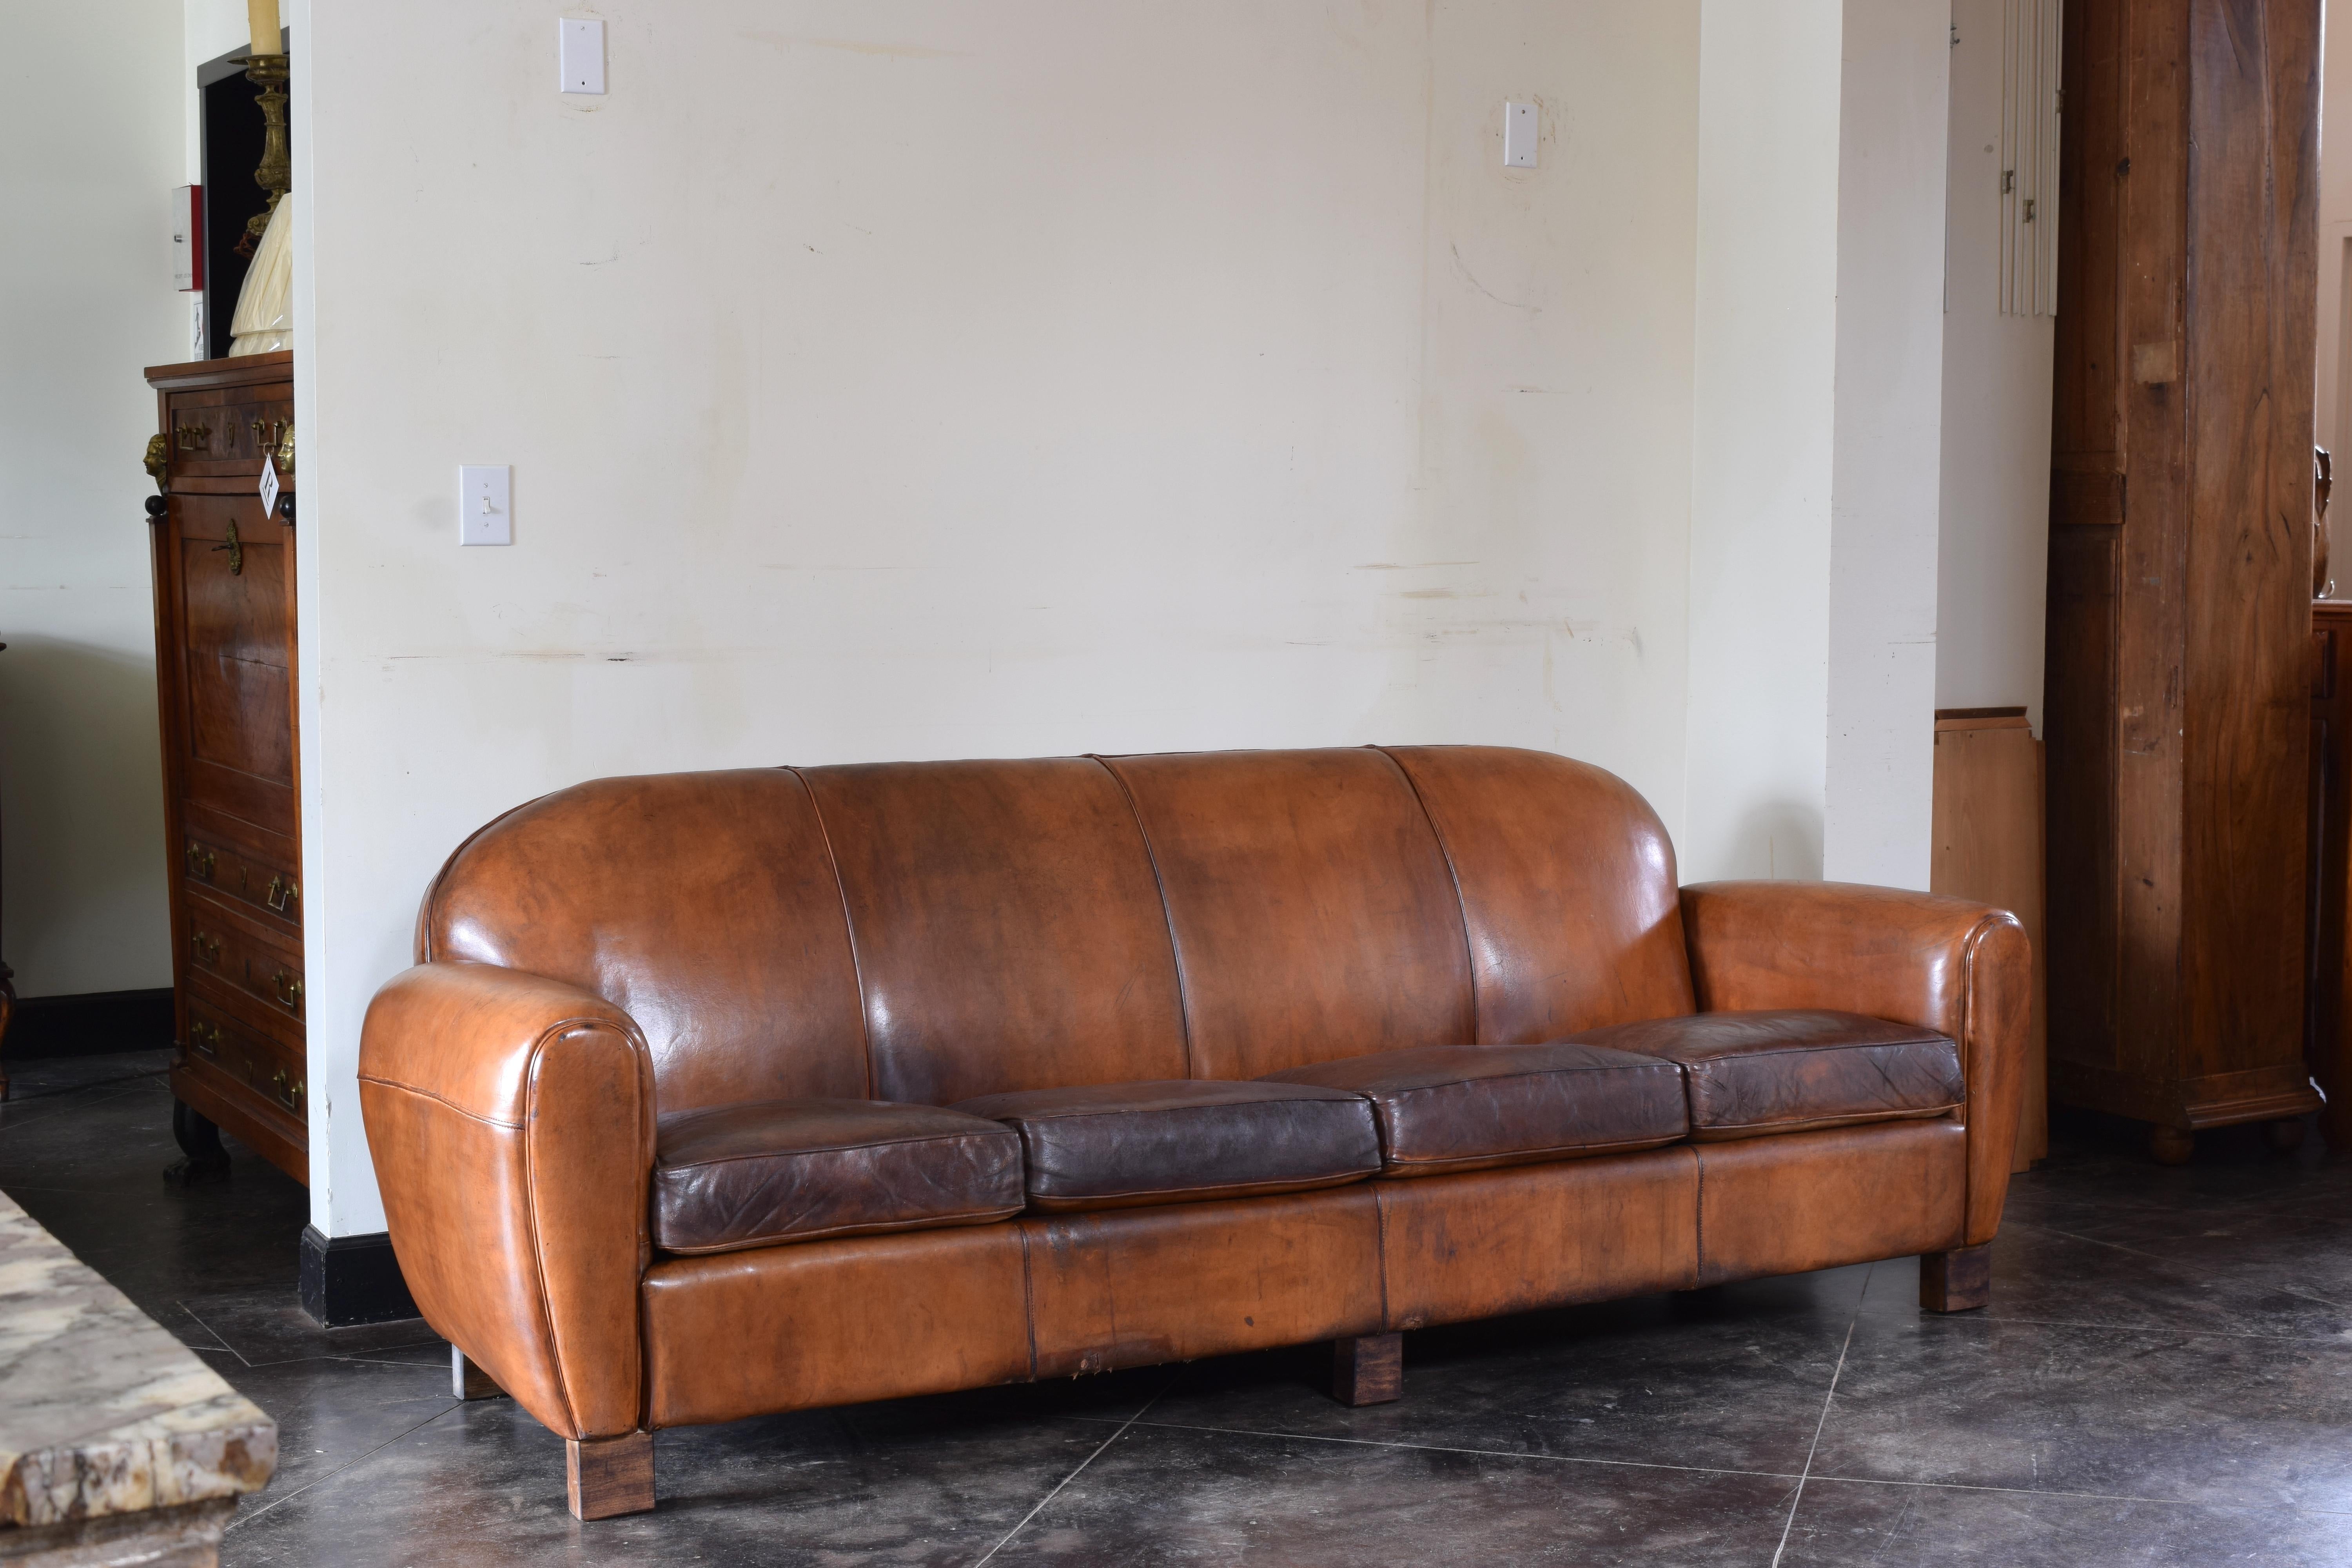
xmin=1504 ymin=101 xmax=1538 ymax=167
xmin=460 ymin=465 xmax=512 ymax=546
xmin=559 ymin=18 xmax=605 ymax=94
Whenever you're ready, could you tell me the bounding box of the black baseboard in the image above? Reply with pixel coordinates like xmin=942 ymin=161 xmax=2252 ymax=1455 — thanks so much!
xmin=299 ymin=1225 xmax=421 ymax=1328
xmin=5 ymin=988 xmax=175 ymax=1060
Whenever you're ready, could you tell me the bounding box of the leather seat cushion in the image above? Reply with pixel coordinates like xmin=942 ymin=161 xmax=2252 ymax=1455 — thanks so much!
xmin=1567 ymin=1009 xmax=1965 ymax=1142
xmin=652 ymin=1098 xmax=1024 ymax=1254
xmin=1259 ymin=1043 xmax=1688 ymax=1176
xmin=951 ymin=1080 xmax=1381 ymax=1212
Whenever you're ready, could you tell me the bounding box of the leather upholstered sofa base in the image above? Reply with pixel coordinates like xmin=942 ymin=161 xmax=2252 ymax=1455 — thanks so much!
xmin=360 ymin=746 xmax=2030 ymax=1519
xmin=640 ymin=1120 xmax=1965 ymax=1431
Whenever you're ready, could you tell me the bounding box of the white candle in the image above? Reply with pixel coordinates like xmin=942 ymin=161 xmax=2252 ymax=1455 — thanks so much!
xmin=248 ymin=0 xmax=279 ymax=56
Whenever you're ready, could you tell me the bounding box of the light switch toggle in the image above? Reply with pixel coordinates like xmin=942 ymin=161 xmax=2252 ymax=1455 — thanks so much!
xmin=460 ymin=466 xmax=512 ymax=546
xmin=1504 ymin=101 xmax=1538 ymax=168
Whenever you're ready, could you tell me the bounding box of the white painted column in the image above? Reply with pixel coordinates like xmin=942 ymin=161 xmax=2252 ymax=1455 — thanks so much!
xmin=1824 ymin=0 xmax=1950 ymax=889
xmin=1684 ymin=0 xmax=1843 ymax=882
xmin=1686 ymin=0 xmax=1949 ymax=890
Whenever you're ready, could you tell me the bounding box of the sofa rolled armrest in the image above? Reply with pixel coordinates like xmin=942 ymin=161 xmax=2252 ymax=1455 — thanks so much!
xmin=358 ymin=962 xmax=655 ymax=1439
xmin=1679 ymin=881 xmax=2030 ymax=1247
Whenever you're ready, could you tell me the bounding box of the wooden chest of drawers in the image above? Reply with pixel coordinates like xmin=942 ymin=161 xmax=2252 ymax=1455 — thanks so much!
xmin=145 ymin=351 xmax=305 ymax=1184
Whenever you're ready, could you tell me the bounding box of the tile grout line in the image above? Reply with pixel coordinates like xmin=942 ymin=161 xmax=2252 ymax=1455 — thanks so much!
xmin=1769 ymin=1272 xmax=1862 ymax=1568
xmin=1887 ymin=1309 xmax=2352 ymax=1346
xmin=971 ymin=1375 xmax=1180 ymax=1566
xmin=223 ymin=1398 xmax=463 ymax=1532
xmin=1064 ymin=1413 xmax=1807 ymax=1484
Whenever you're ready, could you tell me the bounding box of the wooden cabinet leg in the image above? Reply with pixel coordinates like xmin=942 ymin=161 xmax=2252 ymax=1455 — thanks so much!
xmin=1330 ymin=1332 xmax=1403 ymax=1406
xmin=452 ymin=1346 xmax=505 ymax=1401
xmin=163 ymin=1099 xmax=231 ymax=1187
xmin=566 ymin=1432 xmax=654 ymax=1520
xmin=1920 ymin=1243 xmax=1992 ymax=1313
xmin=2147 ymin=1125 xmax=2195 ymax=1165
xmin=2265 ymin=1118 xmax=2307 ymax=1152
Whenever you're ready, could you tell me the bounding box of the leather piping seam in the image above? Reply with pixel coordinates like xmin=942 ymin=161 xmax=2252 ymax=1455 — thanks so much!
xmin=1693 ymin=1143 xmax=1707 ymax=1283
xmin=356 ymin=999 xmax=640 ymax=1127
xmin=356 ymin=1074 xmax=527 ymax=1131
xmin=1377 ymin=1132 xmax=1688 ymax=1171
xmin=1954 ymin=910 xmax=2004 ymax=1241
xmin=520 ymin=1015 xmax=655 ymax=1441
xmin=1683 ymin=1105 xmax=1963 ymax=1138
xmin=1016 ymin=1223 xmax=1040 ymax=1381
xmin=1024 ymin=1171 xmax=1378 ymax=1208
xmin=1376 ymin=746 xmax=1484 ymax=1045
xmin=654 ymin=1205 xmax=1027 ymax=1256
xmin=988 ymin=1096 xmax=1367 ymax=1123
xmin=786 ymin=766 xmax=877 ymax=1101
xmin=1657 ymin=1037 xmax=1952 ymax=1063
xmin=657 ymin=1129 xmax=1018 ymax=1169
xmin=1326 ymin=1063 xmax=1684 ymax=1096
xmin=1090 ymin=754 xmax=1199 ymax=1082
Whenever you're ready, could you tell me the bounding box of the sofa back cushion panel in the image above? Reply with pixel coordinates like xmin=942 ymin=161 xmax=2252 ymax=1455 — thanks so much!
xmin=799 ymin=758 xmax=1191 ymax=1105
xmin=1382 ymin=746 xmax=1695 ymax=1043
xmin=1102 ymin=748 xmax=1475 ymax=1080
xmin=953 ymin=1080 xmax=1382 ymax=1212
xmin=418 ymin=769 xmax=869 ymax=1113
xmin=650 ymin=1099 xmax=1025 ymax=1255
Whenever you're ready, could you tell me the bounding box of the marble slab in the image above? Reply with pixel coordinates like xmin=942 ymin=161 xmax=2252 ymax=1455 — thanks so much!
xmin=0 ymin=1189 xmax=274 ymax=1529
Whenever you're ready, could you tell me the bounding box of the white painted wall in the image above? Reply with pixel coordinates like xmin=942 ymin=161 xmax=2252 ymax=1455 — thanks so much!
xmin=0 ymin=2 xmax=187 ymax=1000
xmin=1937 ymin=0 xmax=2056 ymax=720
xmin=288 ymin=1 xmax=1711 ymax=1233
xmin=2319 ymin=0 xmax=2352 ymax=551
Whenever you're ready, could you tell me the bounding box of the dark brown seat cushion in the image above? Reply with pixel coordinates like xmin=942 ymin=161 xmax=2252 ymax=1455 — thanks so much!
xmin=652 ymin=1099 xmax=1024 ymax=1255
xmin=1566 ymin=1009 xmax=1964 ymax=1142
xmin=950 ymin=1080 xmax=1381 ymax=1212
xmin=1259 ymin=1043 xmax=1688 ymax=1176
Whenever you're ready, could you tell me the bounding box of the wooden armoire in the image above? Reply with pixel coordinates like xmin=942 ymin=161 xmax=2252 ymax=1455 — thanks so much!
xmin=2044 ymin=0 xmax=2321 ymax=1161
xmin=144 ymin=350 xmax=306 ymax=1186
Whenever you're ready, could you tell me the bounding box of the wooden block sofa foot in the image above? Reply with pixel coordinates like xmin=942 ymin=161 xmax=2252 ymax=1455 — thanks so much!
xmin=567 ymin=1432 xmax=655 ymax=1520
xmin=1919 ymin=1243 xmax=1991 ymax=1313
xmin=452 ymin=1347 xmax=505 ymax=1401
xmin=1331 ymin=1332 xmax=1402 ymax=1406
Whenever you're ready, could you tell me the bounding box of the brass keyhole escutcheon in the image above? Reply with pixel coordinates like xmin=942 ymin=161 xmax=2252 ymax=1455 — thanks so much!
xmin=212 ymin=520 xmax=243 ymax=575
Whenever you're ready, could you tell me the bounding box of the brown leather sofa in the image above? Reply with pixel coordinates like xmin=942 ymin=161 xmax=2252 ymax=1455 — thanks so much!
xmin=358 ymin=746 xmax=2027 ymax=1520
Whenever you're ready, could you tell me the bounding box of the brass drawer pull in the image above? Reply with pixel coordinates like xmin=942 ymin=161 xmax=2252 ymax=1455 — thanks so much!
xmin=265 ymin=874 xmax=299 ymax=914
xmin=249 ymin=416 xmax=288 ymax=450
xmin=190 ymin=931 xmax=222 ymax=965
xmin=189 ymin=1018 xmax=221 ymax=1055
xmin=271 ymin=1068 xmax=306 ymax=1109
xmin=186 ymin=842 xmax=216 ymax=880
xmin=174 ymin=421 xmax=211 ymax=452
xmin=272 ymin=970 xmax=303 ymax=1011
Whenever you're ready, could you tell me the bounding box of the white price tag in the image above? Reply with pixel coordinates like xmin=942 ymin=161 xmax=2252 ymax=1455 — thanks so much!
xmin=258 ymin=458 xmax=280 ymax=519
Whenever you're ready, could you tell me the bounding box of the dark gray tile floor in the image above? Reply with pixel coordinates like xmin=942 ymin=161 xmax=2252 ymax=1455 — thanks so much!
xmin=8 ymin=1049 xmax=2352 ymax=1564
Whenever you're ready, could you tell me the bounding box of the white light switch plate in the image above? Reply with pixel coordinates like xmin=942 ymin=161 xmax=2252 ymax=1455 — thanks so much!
xmin=460 ymin=466 xmax=512 ymax=546
xmin=559 ymin=18 xmax=605 ymax=94
xmin=1504 ymin=101 xmax=1538 ymax=168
